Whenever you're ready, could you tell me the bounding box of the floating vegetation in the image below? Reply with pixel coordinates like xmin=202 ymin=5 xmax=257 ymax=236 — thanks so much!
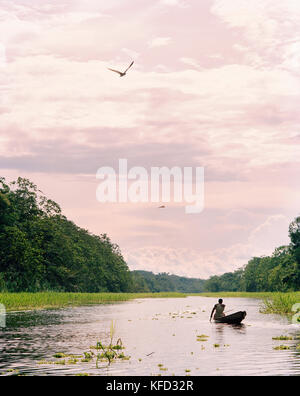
xmin=272 ymin=336 xmax=293 ymax=341
xmin=81 ymin=352 xmax=94 ymax=362
xmin=38 ymin=359 xmax=66 ymax=365
xmin=53 ymin=352 xmax=82 ymax=359
xmin=95 ymin=322 xmax=130 ymax=367
xmin=197 ymin=334 xmax=209 ymax=342
xmin=273 ymin=345 xmax=290 ymax=350
xmin=67 ymin=358 xmax=79 ymax=365
xmin=3 ymin=369 xmax=20 ymax=375
xmin=55 ymin=360 xmax=67 ymax=365
xmin=36 ymin=321 xmax=130 ymax=371
xmin=53 ymin=352 xmax=66 ymax=358
xmin=37 ymin=360 xmax=52 ymax=365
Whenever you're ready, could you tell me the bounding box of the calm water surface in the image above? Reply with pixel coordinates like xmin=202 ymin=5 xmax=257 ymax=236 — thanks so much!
xmin=0 ymin=296 xmax=299 ymax=376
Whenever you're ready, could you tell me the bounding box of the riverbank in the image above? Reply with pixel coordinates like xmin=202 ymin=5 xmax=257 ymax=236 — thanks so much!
xmin=0 ymin=291 xmax=299 ymax=315
xmin=0 ymin=292 xmax=185 ymax=312
xmin=197 ymin=292 xmax=300 ymax=315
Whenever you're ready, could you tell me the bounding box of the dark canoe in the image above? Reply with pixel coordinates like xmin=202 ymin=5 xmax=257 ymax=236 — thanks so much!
xmin=215 ymin=311 xmax=246 ymax=325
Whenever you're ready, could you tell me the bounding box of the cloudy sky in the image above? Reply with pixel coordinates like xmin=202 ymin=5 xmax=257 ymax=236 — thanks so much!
xmin=1 ymin=0 xmax=300 ymax=278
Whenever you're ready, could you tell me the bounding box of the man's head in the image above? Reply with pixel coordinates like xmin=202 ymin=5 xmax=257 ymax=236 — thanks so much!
xmin=218 ymin=299 xmax=223 ymax=304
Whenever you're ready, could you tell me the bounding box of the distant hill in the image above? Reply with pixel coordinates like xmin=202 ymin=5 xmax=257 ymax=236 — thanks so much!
xmin=131 ymin=270 xmax=205 ymax=293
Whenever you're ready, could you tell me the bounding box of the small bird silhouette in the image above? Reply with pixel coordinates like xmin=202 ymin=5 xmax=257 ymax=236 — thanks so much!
xmin=108 ymin=61 xmax=134 ymax=77
xmin=158 ymin=205 xmax=166 ymax=209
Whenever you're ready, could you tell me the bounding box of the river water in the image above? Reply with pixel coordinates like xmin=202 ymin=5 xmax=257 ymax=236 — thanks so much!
xmin=0 ymin=296 xmax=299 ymax=376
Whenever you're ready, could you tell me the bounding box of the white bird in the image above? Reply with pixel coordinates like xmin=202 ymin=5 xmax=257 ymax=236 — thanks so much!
xmin=107 ymin=61 xmax=134 ymax=77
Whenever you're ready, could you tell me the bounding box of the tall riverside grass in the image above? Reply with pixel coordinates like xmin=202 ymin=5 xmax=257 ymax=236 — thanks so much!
xmin=1 ymin=291 xmax=299 ymax=315
xmin=260 ymin=292 xmax=300 ymax=315
xmin=193 ymin=291 xmax=300 ymax=315
xmin=192 ymin=292 xmax=274 ymax=299
xmin=0 ymin=292 xmax=186 ymax=312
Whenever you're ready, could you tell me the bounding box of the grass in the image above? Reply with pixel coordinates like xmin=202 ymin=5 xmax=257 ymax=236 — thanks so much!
xmin=191 ymin=292 xmax=300 ymax=316
xmin=1 ymin=291 xmax=299 ymax=316
xmin=192 ymin=292 xmax=274 ymax=299
xmin=0 ymin=292 xmax=186 ymax=312
xmin=260 ymin=292 xmax=300 ymax=315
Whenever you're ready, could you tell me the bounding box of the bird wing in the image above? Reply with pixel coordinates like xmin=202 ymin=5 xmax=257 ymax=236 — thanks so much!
xmin=124 ymin=61 xmax=134 ymax=73
xmin=108 ymin=68 xmax=123 ymax=75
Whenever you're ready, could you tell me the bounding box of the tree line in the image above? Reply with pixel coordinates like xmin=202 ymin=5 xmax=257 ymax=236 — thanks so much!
xmin=0 ymin=177 xmax=205 ymax=293
xmin=131 ymin=270 xmax=205 ymax=293
xmin=204 ymin=220 xmax=300 ymax=292
xmin=1 ymin=177 xmax=299 ymax=293
xmin=0 ymin=177 xmax=132 ymax=292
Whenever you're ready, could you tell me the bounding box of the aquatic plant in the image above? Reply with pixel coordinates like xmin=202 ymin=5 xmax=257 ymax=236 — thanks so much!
xmin=53 ymin=353 xmax=66 ymax=358
xmin=197 ymin=334 xmax=209 ymax=342
xmin=36 ymin=321 xmax=130 ymax=371
xmin=272 ymin=336 xmax=293 ymax=341
xmin=273 ymin=345 xmax=290 ymax=350
xmin=67 ymin=358 xmax=78 ymax=365
xmin=261 ymin=293 xmax=300 ymax=315
xmin=95 ymin=322 xmax=130 ymax=367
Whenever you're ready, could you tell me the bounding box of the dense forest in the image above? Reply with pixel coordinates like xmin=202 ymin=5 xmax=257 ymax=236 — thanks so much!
xmin=204 ymin=220 xmax=300 ymax=292
xmin=0 ymin=177 xmax=132 ymax=292
xmin=0 ymin=177 xmax=205 ymax=293
xmin=131 ymin=270 xmax=205 ymax=293
xmin=1 ymin=177 xmax=299 ymax=293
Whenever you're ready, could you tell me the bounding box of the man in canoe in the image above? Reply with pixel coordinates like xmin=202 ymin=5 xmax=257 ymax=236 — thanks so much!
xmin=210 ymin=299 xmax=225 ymax=322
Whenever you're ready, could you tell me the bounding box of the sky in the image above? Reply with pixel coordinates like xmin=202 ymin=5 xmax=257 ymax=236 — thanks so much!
xmin=1 ymin=0 xmax=300 ymax=279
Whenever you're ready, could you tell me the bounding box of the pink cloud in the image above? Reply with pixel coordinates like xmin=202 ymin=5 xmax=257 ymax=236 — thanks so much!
xmin=1 ymin=0 xmax=299 ymax=277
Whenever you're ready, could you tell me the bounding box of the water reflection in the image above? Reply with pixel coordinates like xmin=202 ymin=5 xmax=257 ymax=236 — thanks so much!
xmin=0 ymin=297 xmax=299 ymax=376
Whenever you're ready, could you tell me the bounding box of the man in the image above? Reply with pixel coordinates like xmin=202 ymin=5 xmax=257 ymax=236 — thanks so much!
xmin=210 ymin=299 xmax=225 ymax=322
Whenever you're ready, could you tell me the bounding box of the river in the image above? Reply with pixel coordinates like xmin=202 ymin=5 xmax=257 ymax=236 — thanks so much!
xmin=0 ymin=296 xmax=299 ymax=376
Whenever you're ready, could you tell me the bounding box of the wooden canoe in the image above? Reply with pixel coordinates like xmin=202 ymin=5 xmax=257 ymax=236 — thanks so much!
xmin=215 ymin=311 xmax=246 ymax=324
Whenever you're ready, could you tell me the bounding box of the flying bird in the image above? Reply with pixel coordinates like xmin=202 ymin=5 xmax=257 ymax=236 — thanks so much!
xmin=107 ymin=61 xmax=134 ymax=77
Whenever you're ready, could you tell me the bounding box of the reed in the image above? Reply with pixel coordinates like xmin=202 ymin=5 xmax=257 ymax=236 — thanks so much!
xmin=1 ymin=291 xmax=299 ymax=316
xmin=190 ymin=292 xmax=274 ymax=299
xmin=260 ymin=292 xmax=300 ymax=315
xmin=190 ymin=291 xmax=300 ymax=316
xmin=0 ymin=292 xmax=186 ymax=312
